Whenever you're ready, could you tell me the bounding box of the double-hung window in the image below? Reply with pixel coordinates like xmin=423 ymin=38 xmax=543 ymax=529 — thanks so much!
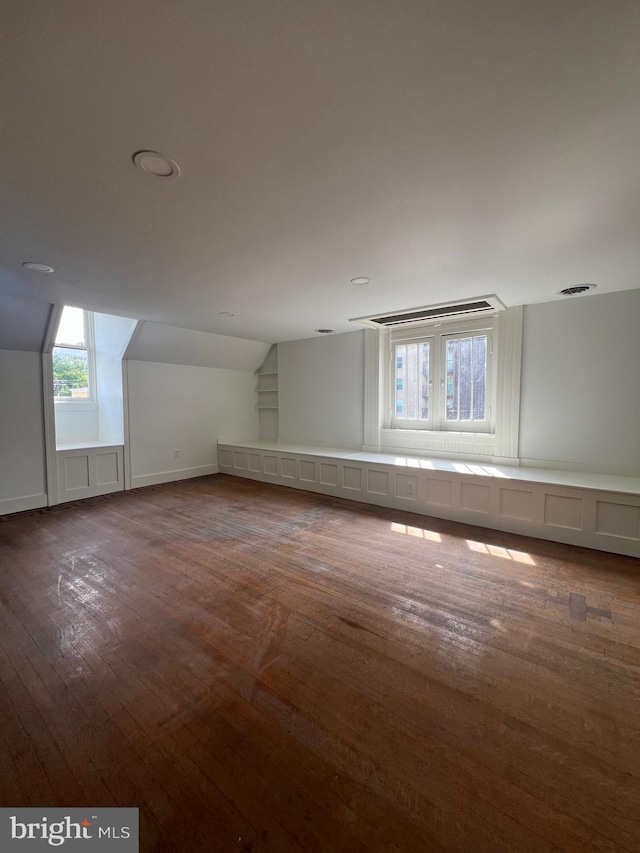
xmin=388 ymin=317 xmax=495 ymax=434
xmin=359 ymin=300 xmax=522 ymax=458
xmin=53 ymin=306 xmax=95 ymax=402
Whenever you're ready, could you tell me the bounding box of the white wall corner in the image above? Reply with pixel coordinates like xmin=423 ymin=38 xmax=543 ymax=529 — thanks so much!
xmin=363 ymin=328 xmax=383 ymax=450
xmin=494 ymin=305 xmax=523 ymax=460
xmin=119 ymin=319 xmax=143 ymax=360
xmin=122 ymin=359 xmax=133 ymax=490
xmin=131 ymin=464 xmax=219 ymax=489
xmin=42 ymin=306 xmax=64 ymax=504
xmin=257 ymin=343 xmax=278 ymax=375
xmin=42 ymin=349 xmax=58 ymax=506
xmin=122 ymin=320 xmax=146 ymax=360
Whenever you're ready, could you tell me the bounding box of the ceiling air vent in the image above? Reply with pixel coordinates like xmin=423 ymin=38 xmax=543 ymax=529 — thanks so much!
xmin=350 ymin=295 xmax=505 ymax=329
xmin=559 ymin=284 xmax=596 ymax=296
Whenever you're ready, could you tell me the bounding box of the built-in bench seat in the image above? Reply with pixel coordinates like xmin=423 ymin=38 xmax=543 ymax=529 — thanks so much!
xmin=55 ymin=443 xmax=125 ymax=504
xmin=218 ymin=441 xmax=640 ymax=558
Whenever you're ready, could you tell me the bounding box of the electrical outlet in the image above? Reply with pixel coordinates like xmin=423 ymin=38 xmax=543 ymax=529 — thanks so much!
xmin=407 ymin=482 xmax=414 ymax=495
xmin=174 ymin=449 xmax=180 ymax=458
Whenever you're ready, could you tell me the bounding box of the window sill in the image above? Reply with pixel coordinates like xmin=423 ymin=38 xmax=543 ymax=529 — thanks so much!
xmin=56 ymin=441 xmax=122 ymax=451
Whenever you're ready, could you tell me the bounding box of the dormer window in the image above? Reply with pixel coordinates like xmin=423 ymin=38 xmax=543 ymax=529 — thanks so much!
xmin=53 ymin=306 xmax=95 ymax=402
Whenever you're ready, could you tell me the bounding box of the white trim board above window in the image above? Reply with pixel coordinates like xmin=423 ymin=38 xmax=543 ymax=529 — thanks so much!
xmin=352 ymin=294 xmax=505 ymax=328
xmin=363 ymin=306 xmax=523 ymax=462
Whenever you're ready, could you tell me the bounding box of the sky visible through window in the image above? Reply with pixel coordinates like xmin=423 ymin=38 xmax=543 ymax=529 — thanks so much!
xmin=55 ymin=306 xmax=85 ymax=347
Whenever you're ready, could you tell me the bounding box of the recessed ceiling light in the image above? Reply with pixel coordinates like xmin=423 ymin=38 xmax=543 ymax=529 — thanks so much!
xmin=351 ymin=277 xmax=371 ymax=285
xmin=315 ymin=328 xmax=334 ymax=334
xmin=558 ymin=284 xmax=597 ymax=296
xmin=23 ymin=262 xmax=54 ymax=273
xmin=132 ymin=150 xmax=180 ymax=179
xmin=219 ymin=311 xmax=235 ymax=317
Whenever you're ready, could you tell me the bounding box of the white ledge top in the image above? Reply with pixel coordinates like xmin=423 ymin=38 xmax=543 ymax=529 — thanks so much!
xmin=56 ymin=441 xmax=124 ymax=451
xmin=218 ymin=440 xmax=640 ymax=496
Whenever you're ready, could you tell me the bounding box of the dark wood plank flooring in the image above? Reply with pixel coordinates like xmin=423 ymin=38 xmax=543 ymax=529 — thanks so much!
xmin=0 ymin=474 xmax=639 ymax=852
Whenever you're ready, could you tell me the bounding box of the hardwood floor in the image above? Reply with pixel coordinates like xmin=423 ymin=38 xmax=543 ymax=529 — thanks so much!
xmin=0 ymin=474 xmax=639 ymax=852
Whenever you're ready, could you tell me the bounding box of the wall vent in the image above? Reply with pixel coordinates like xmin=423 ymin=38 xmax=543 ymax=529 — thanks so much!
xmin=350 ymin=295 xmax=505 ymax=329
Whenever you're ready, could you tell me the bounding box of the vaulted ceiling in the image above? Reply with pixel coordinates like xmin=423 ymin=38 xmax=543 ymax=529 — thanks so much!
xmin=1 ymin=0 xmax=639 ymax=344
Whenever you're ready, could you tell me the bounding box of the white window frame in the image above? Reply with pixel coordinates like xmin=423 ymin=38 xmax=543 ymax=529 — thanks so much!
xmin=363 ymin=306 xmax=523 ymax=461
xmin=53 ymin=309 xmax=97 ymax=408
xmin=387 ymin=317 xmax=496 ymax=434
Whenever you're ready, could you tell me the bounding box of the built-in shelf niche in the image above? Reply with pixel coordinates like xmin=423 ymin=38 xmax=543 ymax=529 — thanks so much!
xmin=256 ymin=346 xmax=278 ymax=440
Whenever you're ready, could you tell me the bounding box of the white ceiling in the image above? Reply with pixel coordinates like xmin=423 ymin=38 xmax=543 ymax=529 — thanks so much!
xmin=1 ymin=0 xmax=639 ymax=344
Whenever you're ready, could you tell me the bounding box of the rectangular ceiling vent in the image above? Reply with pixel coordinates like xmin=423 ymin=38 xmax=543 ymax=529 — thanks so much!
xmin=350 ymin=295 xmax=505 ymax=329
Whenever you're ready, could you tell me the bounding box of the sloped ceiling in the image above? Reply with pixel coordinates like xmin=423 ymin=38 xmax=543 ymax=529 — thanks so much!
xmin=1 ymin=1 xmax=639 ymax=343
xmin=0 ymin=294 xmax=52 ymax=352
xmin=125 ymin=322 xmax=271 ymax=372
xmin=0 ymin=290 xmax=269 ymax=369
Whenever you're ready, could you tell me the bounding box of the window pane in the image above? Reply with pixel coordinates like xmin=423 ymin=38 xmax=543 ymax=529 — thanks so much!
xmin=394 ymin=341 xmax=429 ymax=421
xmin=419 ymin=342 xmax=429 ymax=419
xmin=473 ymin=335 xmax=487 ymax=420
xmin=53 ymin=347 xmax=89 ymax=397
xmin=395 ymin=344 xmax=406 ymax=418
xmin=406 ymin=343 xmax=417 ymax=418
xmin=459 ymin=337 xmax=472 ymax=420
xmin=446 ymin=339 xmax=459 ymax=420
xmin=55 ymin=306 xmax=86 ymax=347
xmin=446 ymin=335 xmax=487 ymax=422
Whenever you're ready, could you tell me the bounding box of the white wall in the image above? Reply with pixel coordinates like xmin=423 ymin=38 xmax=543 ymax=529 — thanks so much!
xmin=0 ymin=349 xmax=47 ymax=512
xmin=519 ymin=289 xmax=640 ymax=476
xmin=126 ymin=360 xmax=259 ymax=487
xmin=54 ymin=405 xmax=100 ymax=446
xmin=94 ymin=312 xmax=137 ymax=444
xmin=278 ymin=331 xmax=364 ymax=449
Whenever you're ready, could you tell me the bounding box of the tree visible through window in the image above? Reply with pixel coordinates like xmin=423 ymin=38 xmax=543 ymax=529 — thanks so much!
xmin=53 ymin=307 xmax=92 ymax=399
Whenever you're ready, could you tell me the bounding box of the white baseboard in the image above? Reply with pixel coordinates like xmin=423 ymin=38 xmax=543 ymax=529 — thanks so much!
xmin=0 ymin=493 xmax=48 ymax=515
xmin=131 ymin=464 xmax=219 ymax=489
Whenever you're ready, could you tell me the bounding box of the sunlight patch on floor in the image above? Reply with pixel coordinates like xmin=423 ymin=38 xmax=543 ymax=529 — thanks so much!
xmin=391 ymin=522 xmax=442 ymax=542
xmin=466 ymin=539 xmax=536 ymax=564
